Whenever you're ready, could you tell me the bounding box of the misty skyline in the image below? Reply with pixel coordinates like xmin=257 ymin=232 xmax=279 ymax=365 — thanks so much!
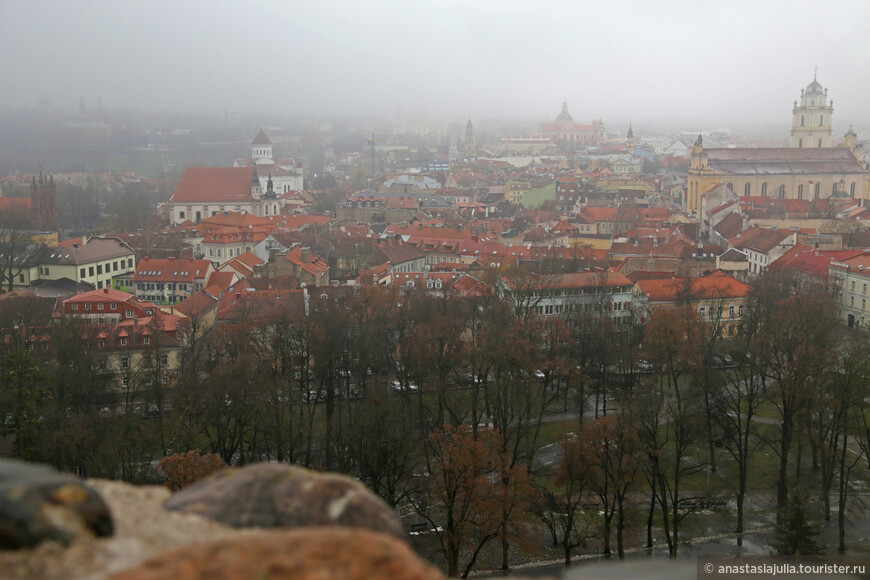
xmin=3 ymin=0 xmax=870 ymax=134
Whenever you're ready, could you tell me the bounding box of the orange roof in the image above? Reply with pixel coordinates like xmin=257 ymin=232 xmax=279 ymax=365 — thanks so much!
xmin=284 ymin=247 xmax=329 ymax=276
xmin=170 ymin=167 xmax=256 ymax=204
xmin=637 ymin=270 xmax=751 ymax=302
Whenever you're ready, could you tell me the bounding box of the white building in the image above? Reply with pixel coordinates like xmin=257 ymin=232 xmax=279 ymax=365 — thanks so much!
xmin=234 ymin=129 xmax=304 ymax=193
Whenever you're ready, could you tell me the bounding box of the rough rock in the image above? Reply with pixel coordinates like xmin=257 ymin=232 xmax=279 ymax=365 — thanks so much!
xmin=0 ymin=479 xmax=245 ymax=580
xmin=107 ymin=527 xmax=444 ymax=580
xmin=0 ymin=458 xmax=113 ymax=549
xmin=164 ymin=462 xmax=405 ymax=538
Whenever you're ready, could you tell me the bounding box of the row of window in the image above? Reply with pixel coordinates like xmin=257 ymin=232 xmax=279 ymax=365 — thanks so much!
xmin=699 ymin=304 xmax=744 ymax=318
xmin=79 ymin=258 xmax=134 ymax=280
xmin=849 ymin=280 xmax=868 ymax=294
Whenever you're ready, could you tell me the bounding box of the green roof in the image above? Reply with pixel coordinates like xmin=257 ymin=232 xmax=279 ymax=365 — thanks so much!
xmin=520 ymin=183 xmax=556 ymax=209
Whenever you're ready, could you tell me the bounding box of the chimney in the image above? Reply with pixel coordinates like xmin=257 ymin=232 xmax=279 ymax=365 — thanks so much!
xmin=103 ymin=288 xmax=109 ymax=294
xmin=301 ymin=247 xmax=310 ymax=264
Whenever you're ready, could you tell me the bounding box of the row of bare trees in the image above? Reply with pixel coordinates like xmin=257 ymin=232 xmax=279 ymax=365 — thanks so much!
xmin=2 ymin=269 xmax=869 ymax=572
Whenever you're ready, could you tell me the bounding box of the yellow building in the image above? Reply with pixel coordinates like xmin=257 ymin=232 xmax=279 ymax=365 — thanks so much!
xmin=505 ymin=180 xmax=532 ymax=205
xmin=687 ymin=77 xmax=870 ymax=219
xmin=687 ymin=132 xmax=869 ymax=219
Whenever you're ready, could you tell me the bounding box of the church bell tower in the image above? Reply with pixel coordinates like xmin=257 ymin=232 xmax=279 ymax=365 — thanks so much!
xmin=791 ymin=69 xmax=833 ymax=148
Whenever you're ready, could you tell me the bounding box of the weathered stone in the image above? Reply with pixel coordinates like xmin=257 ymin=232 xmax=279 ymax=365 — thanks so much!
xmin=164 ymin=462 xmax=405 ymax=538
xmin=108 ymin=527 xmax=445 ymax=580
xmin=0 ymin=459 xmax=113 ymax=549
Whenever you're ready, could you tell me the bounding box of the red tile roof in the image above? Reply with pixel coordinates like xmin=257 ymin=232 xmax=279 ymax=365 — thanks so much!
xmin=133 ymin=257 xmax=212 ymax=283
xmin=170 ymin=167 xmax=256 ymax=204
xmin=637 ymin=270 xmax=751 ymax=302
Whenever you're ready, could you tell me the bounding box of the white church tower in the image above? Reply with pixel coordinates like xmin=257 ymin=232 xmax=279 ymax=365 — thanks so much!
xmin=252 ymin=128 xmax=273 ymax=161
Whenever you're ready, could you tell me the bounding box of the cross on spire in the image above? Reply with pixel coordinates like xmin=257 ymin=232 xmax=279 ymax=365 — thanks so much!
xmin=813 ymin=65 xmax=819 ymax=79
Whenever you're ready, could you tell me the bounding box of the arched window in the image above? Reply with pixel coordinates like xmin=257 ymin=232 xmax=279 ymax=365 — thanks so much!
xmin=799 ymin=139 xmax=803 ymax=148
xmin=798 ymin=184 xmax=803 ymax=199
xmin=851 ymin=182 xmax=857 ymax=197
xmin=744 ymin=183 xmax=751 ymax=196
xmin=778 ymin=185 xmax=785 ymax=198
xmin=814 ymin=183 xmax=820 ymax=197
xmin=800 ymin=115 xmax=805 ymax=127
xmin=195 ymin=211 xmax=201 ymax=222
xmin=819 ymin=115 xmax=824 ymax=126
xmin=761 ymin=182 xmax=768 ymax=196
xmin=727 ymin=183 xmax=733 ymax=191
xmin=833 ymin=183 xmax=838 ymax=195
xmin=179 ymin=211 xmax=185 ymax=219
xmin=818 ymin=139 xmax=823 ymax=148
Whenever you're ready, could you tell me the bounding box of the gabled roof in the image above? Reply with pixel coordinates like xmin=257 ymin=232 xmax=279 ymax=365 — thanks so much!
xmin=705 ymin=147 xmax=865 ymax=175
xmin=173 ymin=291 xmax=219 ymax=318
xmin=252 ymin=129 xmax=272 ymax=145
xmin=734 ymin=228 xmax=792 ymax=253
xmin=170 ymin=167 xmax=256 ymax=204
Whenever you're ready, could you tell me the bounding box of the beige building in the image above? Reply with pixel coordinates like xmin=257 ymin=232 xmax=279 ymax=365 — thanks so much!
xmin=791 ymin=75 xmax=833 ymax=148
xmin=688 ymin=77 xmax=869 ymax=219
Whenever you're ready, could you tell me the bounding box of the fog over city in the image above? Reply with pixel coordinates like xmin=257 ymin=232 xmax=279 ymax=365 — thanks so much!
xmin=3 ymin=0 xmax=870 ymax=132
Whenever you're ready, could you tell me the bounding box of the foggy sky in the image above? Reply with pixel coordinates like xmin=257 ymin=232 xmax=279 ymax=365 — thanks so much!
xmin=3 ymin=0 xmax=870 ymax=133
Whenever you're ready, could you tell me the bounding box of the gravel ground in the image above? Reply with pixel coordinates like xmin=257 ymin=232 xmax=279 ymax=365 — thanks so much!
xmin=0 ymin=479 xmax=258 ymax=580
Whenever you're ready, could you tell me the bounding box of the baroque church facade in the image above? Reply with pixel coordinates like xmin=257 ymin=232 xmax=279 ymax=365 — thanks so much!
xmin=687 ymin=75 xmax=869 ymax=219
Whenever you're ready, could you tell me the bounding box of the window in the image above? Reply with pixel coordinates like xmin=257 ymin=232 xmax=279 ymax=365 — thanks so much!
xmin=19 ymin=274 xmax=24 ymax=283
xmin=85 ymin=303 xmax=92 ymax=311
xmin=121 ymin=356 xmax=129 ymax=369
xmin=778 ymin=185 xmax=785 ymax=198
xmin=864 ymin=283 xmax=867 ymax=295
xmin=761 ymin=182 xmax=767 ymax=196
xmin=798 ymin=138 xmax=803 ymax=148
xmin=729 ymin=305 xmax=735 ymax=317
xmin=800 ymin=115 xmax=805 ymax=127
xmin=738 ymin=304 xmax=745 ymax=316
xmin=162 ymin=374 xmax=169 ymax=385
xmin=97 ymin=338 xmax=105 ymax=348
xmin=97 ymin=264 xmax=102 ymax=275
xmin=97 ymin=303 xmax=104 ymax=310
xmin=144 ymin=336 xmax=151 ymax=345
xmin=110 ymin=303 xmax=117 ymax=310
xmin=99 ymin=359 xmax=107 ymax=370
xmin=125 ymin=310 xmax=135 ymax=319
xmin=818 ymin=139 xmax=823 ymax=148
xmin=180 ymin=211 xmax=186 ymax=219
xmin=128 ymin=258 xmax=133 ymax=268
xmin=113 ymin=262 xmax=118 ymax=272
xmin=161 ymin=354 xmax=169 ymax=366
xmin=851 ymin=182 xmax=857 ymax=197
xmin=80 ymin=268 xmax=86 ymax=278
xmin=852 ymin=281 xmax=856 ymax=291
xmin=122 ymin=377 xmax=129 ymax=388
xmin=72 ymin=304 xmax=78 ymax=311
xmin=120 ymin=337 xmax=127 ymax=346
xmin=744 ymin=183 xmax=750 ymax=196
xmin=798 ymin=184 xmax=803 ymax=199
xmin=89 ymin=266 xmax=94 ymax=276
xmin=699 ymin=306 xmax=706 ymax=317
xmin=819 ymin=115 xmax=824 ymax=126
xmin=815 ymin=183 xmax=820 ymax=197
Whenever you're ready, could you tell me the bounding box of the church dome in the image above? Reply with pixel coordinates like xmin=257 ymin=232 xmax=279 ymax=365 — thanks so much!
xmin=555 ymin=101 xmax=573 ymax=123
xmin=805 ymin=78 xmax=824 ymax=93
